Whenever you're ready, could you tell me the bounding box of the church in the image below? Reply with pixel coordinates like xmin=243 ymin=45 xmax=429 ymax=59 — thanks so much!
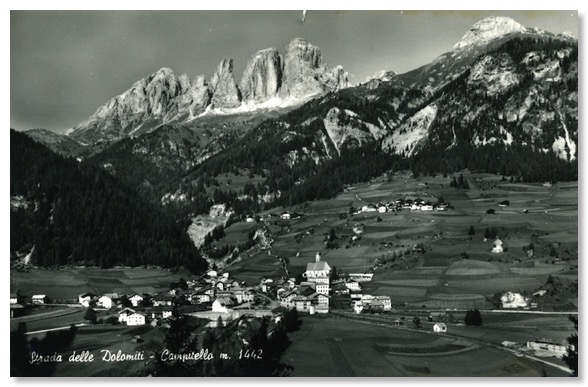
xmin=303 ymin=252 xmax=331 ymax=284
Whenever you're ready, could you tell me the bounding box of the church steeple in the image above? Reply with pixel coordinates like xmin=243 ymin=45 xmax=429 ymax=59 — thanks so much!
xmin=315 ymin=252 xmax=321 ymax=262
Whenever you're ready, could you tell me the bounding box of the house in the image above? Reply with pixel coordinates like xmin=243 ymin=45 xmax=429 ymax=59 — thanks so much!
xmin=491 ymin=238 xmax=504 ymax=254
xmin=361 ymin=204 xmax=377 ymax=213
xmin=31 ymin=294 xmax=49 ymax=305
xmin=526 ymin=340 xmax=569 ymax=358
xmin=348 ymin=273 xmax=374 ymax=282
xmin=498 ymin=200 xmax=510 ymax=207
xmin=118 ymin=308 xmax=136 ymax=324
xmin=212 ymin=297 xmax=235 ymax=313
xmin=126 ymin=311 xmax=147 ymax=326
xmin=433 ymin=323 xmax=447 ymax=333
xmin=281 ymin=212 xmax=291 ymax=220
xmin=245 ymin=217 xmax=256 ymax=223
xmin=129 ymin=294 xmax=144 ymax=307
xmin=192 ymin=293 xmax=212 ymax=304
xmin=373 ymin=295 xmax=392 ymax=311
xmin=345 ymin=280 xmax=362 ymax=291
xmin=152 ymin=294 xmax=174 ymax=307
xmin=486 ymin=209 xmax=496 ymax=215
xmin=370 ymin=299 xmax=386 ymax=312
xmin=97 ymin=294 xmax=119 ymax=309
xmin=78 ymin=292 xmax=97 ymax=307
xmin=377 ymin=205 xmax=387 ymax=213
xmin=207 ymin=270 xmax=218 ymax=278
xmin=353 ymin=301 xmax=364 ymax=314
xmin=148 ymin=306 xmax=174 ymax=320
xmin=421 ymin=203 xmax=434 ymax=211
xmin=292 ymin=296 xmax=313 ymax=312
xmin=233 ymin=288 xmax=255 ymax=304
xmin=11 ymin=292 xmax=25 ymax=305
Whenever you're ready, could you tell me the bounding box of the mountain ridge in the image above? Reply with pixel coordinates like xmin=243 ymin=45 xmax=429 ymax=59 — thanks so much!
xmin=67 ymin=38 xmax=349 ymax=146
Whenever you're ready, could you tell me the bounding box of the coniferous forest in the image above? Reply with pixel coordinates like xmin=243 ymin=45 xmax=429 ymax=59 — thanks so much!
xmin=10 ymin=130 xmax=207 ymax=273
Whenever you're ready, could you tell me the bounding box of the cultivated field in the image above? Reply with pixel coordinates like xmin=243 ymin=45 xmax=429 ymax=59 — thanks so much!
xmin=285 ymin=316 xmax=559 ymax=376
xmin=224 ymin=171 xmax=577 ymax=311
xmin=10 ymin=267 xmax=194 ymax=302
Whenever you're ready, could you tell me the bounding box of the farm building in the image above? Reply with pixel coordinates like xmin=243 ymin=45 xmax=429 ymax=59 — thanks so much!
xmin=498 ymin=200 xmax=510 ymax=207
xmin=31 ymin=294 xmax=49 ymax=305
xmin=491 ymin=239 xmax=504 ymax=253
xmin=433 ymin=323 xmax=447 ymax=333
xmin=501 ymin=292 xmax=529 ymax=309
xmin=526 ymin=340 xmax=570 ymax=358
xmin=486 ymin=209 xmax=496 ymax=215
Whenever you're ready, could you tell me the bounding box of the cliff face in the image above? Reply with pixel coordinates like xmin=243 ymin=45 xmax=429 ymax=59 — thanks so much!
xmin=210 ymin=58 xmax=242 ymax=109
xmin=239 ymin=48 xmax=282 ymax=103
xmin=279 ymin=38 xmax=348 ymax=99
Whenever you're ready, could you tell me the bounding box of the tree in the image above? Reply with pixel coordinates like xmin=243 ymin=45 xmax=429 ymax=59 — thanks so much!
xmin=120 ymin=295 xmax=132 ymax=308
xmin=84 ymin=307 xmax=97 ymax=324
xmin=468 ymin=226 xmax=475 ymax=236
xmin=413 ymin=316 xmax=422 ymax=328
xmin=563 ymin=316 xmax=578 ymax=376
xmin=464 ymin=308 xmax=483 ymax=326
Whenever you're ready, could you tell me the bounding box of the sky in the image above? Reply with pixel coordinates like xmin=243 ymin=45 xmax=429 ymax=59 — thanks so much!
xmin=10 ymin=10 xmax=578 ymax=133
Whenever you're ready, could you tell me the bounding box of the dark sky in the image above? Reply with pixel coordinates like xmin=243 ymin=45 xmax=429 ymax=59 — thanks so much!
xmin=10 ymin=10 xmax=578 ymax=133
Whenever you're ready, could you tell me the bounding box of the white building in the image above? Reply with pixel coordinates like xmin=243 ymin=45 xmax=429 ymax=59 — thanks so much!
xmin=373 ymin=295 xmax=392 ymax=311
xmin=78 ymin=293 xmax=96 ymax=307
xmin=316 ymin=283 xmax=329 ymax=295
xmin=304 ymin=253 xmax=331 ymax=280
xmin=492 ymin=239 xmax=504 ymax=254
xmin=129 ymin=294 xmax=144 ymax=307
xmin=97 ymin=295 xmax=114 ymax=309
xmin=126 ymin=312 xmax=147 ymax=326
xmin=526 ymin=341 xmax=570 ymax=358
xmin=433 ymin=323 xmax=447 ymax=333
xmin=212 ymin=297 xmax=235 ymax=313
xmin=31 ymin=294 xmax=48 ymax=305
xmin=345 ymin=280 xmax=362 ymax=291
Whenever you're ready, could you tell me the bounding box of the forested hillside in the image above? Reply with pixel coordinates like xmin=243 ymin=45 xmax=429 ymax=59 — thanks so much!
xmin=10 ymin=130 xmax=207 ymax=273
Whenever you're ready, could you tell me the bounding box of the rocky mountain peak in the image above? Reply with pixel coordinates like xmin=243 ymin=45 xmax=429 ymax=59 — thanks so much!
xmin=210 ymin=58 xmax=242 ymax=109
xmin=280 ymin=38 xmax=347 ymax=99
xmin=453 ymin=16 xmax=527 ymax=50
xmin=239 ymin=47 xmax=282 ymax=103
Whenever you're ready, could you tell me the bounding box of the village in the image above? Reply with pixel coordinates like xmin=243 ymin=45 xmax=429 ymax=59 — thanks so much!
xmin=10 ymin=249 xmax=571 ymax=363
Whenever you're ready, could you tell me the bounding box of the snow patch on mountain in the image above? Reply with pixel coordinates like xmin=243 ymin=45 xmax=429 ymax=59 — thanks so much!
xmin=382 ymin=104 xmax=437 ymax=156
